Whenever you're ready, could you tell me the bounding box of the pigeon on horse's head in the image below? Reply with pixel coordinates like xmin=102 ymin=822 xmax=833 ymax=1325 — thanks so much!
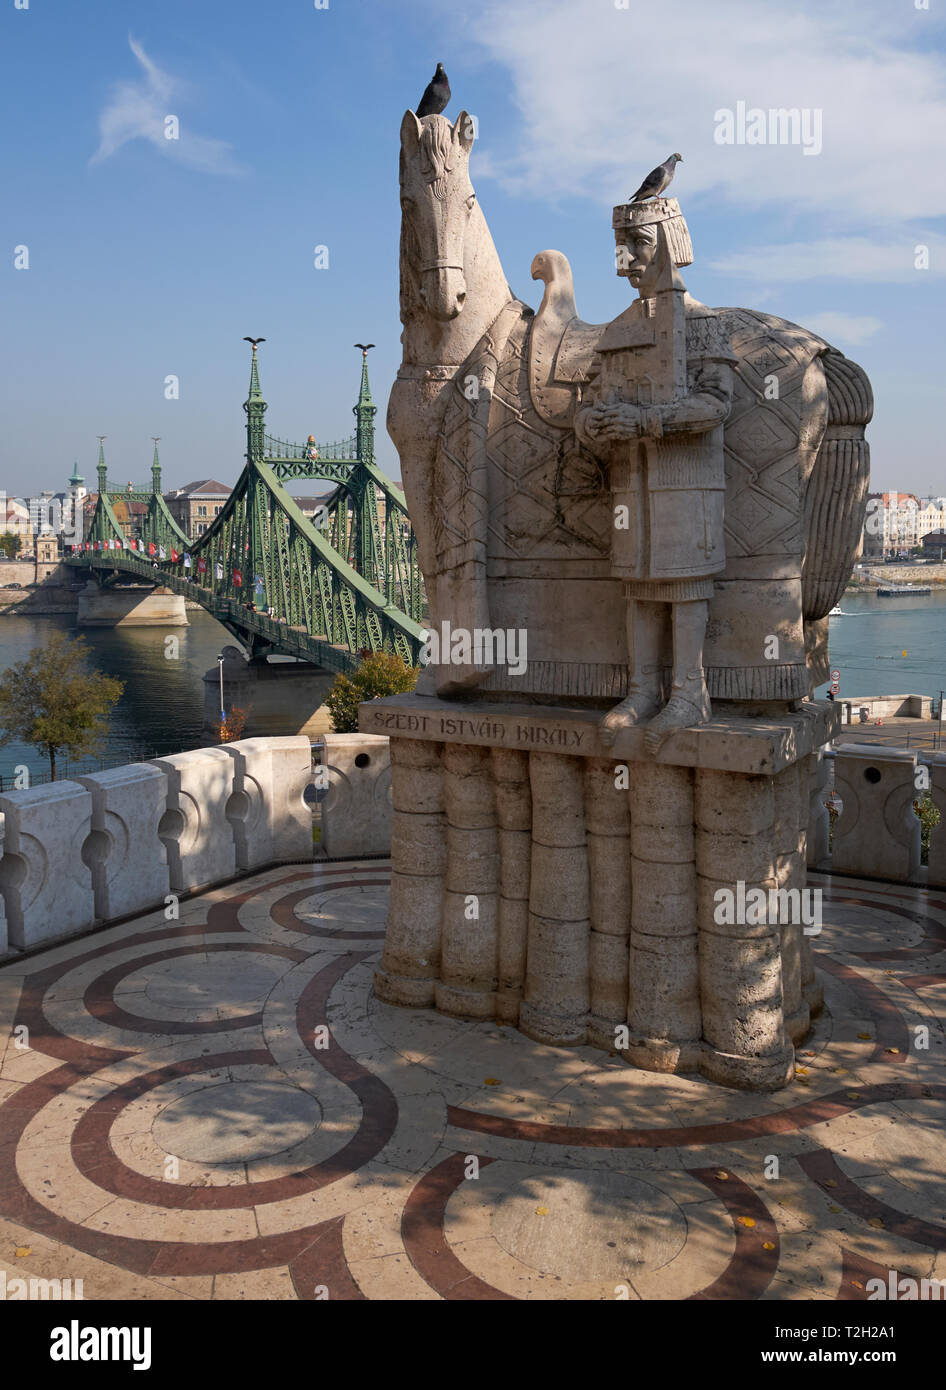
xmin=416 ymin=63 xmax=451 ymax=118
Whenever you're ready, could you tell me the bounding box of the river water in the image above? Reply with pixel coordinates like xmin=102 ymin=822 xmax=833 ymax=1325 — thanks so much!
xmin=0 ymin=609 xmax=232 ymax=783
xmin=0 ymin=590 xmax=943 ymax=782
xmin=819 ymin=589 xmax=946 ymax=702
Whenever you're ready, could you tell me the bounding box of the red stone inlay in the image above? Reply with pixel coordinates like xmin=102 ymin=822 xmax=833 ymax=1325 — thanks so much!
xmin=401 ymin=1152 xmax=513 ymax=1300
xmin=817 ymin=957 xmax=911 ymax=1061
xmin=798 ymin=1149 xmax=946 ymax=1252
xmin=82 ymin=940 xmax=307 ymax=1036
xmin=837 ymin=1249 xmax=911 ymax=1301
xmin=687 ymin=1168 xmax=779 ymax=1300
xmin=65 ymin=953 xmax=399 ymax=1211
xmin=448 ymin=1082 xmax=946 ymax=1149
xmin=288 ymin=1215 xmax=365 ymax=1301
xmin=271 ymin=879 xmax=392 ymax=938
xmin=821 ymin=890 xmax=946 ymax=961
xmin=0 ymin=952 xmax=400 ymax=1276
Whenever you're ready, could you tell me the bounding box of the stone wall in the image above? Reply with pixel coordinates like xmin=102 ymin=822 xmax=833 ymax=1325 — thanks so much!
xmin=839 ymin=693 xmax=934 ymax=721
xmin=0 ymin=562 xmax=78 ymax=614
xmin=852 ymin=565 xmax=946 ymax=587
xmin=0 ymin=736 xmax=315 ymax=959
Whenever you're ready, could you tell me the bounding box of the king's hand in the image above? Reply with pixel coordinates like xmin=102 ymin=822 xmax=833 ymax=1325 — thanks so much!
xmin=594 ymin=404 xmax=644 ymax=440
xmin=576 ymin=402 xmax=644 ymax=448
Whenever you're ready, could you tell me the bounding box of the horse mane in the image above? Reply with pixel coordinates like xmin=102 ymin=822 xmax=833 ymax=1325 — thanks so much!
xmin=417 ymin=119 xmax=459 ymax=201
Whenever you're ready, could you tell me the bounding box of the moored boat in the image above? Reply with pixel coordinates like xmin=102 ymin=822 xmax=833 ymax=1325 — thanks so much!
xmin=877 ymin=585 xmax=932 ymax=597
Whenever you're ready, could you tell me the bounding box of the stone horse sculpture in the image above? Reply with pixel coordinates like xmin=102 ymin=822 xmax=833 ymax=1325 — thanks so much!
xmin=375 ymin=104 xmax=872 ymax=1091
xmin=388 ymin=108 xmax=871 ymax=724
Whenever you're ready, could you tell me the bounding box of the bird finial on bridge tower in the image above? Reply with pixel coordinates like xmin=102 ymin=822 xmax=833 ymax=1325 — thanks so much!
xmin=243 ymin=337 xmax=266 ymax=405
xmin=353 ymin=344 xmax=376 ymax=466
xmin=243 ymin=338 xmax=267 ymax=465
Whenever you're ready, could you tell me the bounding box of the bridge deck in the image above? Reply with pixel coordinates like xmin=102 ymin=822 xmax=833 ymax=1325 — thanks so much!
xmin=66 ymin=554 xmax=358 ymax=673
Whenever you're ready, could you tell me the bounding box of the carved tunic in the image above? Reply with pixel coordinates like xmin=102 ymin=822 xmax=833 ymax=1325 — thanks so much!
xmin=581 ymin=301 xmax=735 ymax=601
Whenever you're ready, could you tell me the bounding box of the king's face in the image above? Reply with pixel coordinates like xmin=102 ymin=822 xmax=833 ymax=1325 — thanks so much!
xmin=616 ymin=224 xmax=658 ymax=288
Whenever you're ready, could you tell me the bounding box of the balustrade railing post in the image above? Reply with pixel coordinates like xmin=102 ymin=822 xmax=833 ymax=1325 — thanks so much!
xmin=831 ymin=745 xmax=921 ymax=883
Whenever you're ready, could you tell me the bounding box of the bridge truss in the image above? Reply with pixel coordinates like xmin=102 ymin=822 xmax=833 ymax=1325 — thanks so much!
xmin=66 ymin=348 xmax=425 ymax=671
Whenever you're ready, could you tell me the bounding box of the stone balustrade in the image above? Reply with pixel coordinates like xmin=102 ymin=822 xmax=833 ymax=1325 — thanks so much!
xmin=807 ymin=742 xmax=940 ymax=885
xmin=320 ymin=733 xmax=392 ymax=859
xmin=0 ymin=736 xmax=315 ymax=958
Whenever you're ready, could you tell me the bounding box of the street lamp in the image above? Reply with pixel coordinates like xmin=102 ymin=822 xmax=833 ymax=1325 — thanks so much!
xmin=217 ymin=653 xmax=225 ymax=722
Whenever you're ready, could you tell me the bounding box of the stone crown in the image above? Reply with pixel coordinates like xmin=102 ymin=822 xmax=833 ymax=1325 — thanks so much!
xmin=612 ymin=196 xmax=693 ymax=267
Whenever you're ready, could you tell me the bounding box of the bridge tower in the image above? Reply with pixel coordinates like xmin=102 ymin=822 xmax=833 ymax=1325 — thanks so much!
xmin=353 ymin=346 xmax=378 ymax=583
xmin=151 ymin=439 xmax=162 ymax=496
xmin=243 ymin=341 xmax=268 ymax=612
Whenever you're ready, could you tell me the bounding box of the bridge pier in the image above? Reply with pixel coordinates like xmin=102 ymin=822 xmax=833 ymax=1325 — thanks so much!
xmin=76 ymin=579 xmax=188 ymax=627
xmin=203 ymin=645 xmax=335 ymax=739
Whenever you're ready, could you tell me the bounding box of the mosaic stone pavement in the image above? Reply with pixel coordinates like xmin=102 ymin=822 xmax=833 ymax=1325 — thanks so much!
xmin=0 ymin=861 xmax=944 ymax=1301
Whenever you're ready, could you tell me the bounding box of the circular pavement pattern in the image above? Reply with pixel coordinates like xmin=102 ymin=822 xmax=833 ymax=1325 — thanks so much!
xmin=490 ymin=1169 xmax=688 ymax=1281
xmin=0 ymin=862 xmax=944 ymax=1300
xmin=153 ymin=1079 xmax=324 ymax=1164
xmin=140 ymin=954 xmax=288 ymax=1013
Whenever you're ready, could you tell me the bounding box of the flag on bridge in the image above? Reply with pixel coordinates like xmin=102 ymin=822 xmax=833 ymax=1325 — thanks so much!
xmin=158 ymin=546 xmax=166 ymax=560
xmin=183 ymin=553 xmax=191 ymax=569
xmin=148 ymin=542 xmax=156 ymax=557
xmin=197 ymin=557 xmax=206 ymax=574
xmin=254 ymin=574 xmax=264 ymax=599
xmin=233 ymin=569 xmax=242 ymax=587
xmin=170 ymin=548 xmax=179 ymax=563
xmin=215 ymin=561 xmax=223 ymax=580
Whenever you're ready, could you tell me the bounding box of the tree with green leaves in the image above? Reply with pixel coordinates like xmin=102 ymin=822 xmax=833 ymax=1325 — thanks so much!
xmin=0 ymin=531 xmax=22 ymax=559
xmin=325 ymin=650 xmax=418 ymax=733
xmin=0 ymin=632 xmax=124 ymax=781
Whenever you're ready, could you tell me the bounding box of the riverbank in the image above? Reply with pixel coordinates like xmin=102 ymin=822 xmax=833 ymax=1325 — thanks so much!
xmin=847 ymin=563 xmax=946 ymax=589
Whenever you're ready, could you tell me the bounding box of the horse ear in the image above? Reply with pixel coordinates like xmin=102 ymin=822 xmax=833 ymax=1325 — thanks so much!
xmin=400 ymin=109 xmax=422 ymax=155
xmin=453 ymin=110 xmax=476 ymax=150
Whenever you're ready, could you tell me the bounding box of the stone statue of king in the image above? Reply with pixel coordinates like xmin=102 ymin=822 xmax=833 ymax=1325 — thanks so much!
xmin=575 ymin=196 xmax=736 ymax=751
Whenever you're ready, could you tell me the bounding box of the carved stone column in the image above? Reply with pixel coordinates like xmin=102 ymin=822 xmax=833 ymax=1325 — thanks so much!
xmin=436 ymin=743 xmax=499 ymax=1019
xmin=695 ymin=768 xmax=794 ymax=1090
xmin=625 ymin=763 xmax=701 ymax=1072
xmin=584 ymin=758 xmax=632 ymax=1050
xmin=492 ymin=748 xmax=532 ymax=1023
xmin=774 ymin=760 xmax=808 ymax=1043
xmin=375 ymin=738 xmax=445 ymax=1007
xmin=520 ymin=752 xmax=590 ymax=1045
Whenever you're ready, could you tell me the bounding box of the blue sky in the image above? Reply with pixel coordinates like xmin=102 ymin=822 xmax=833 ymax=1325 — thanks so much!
xmin=2 ymin=0 xmax=944 ymax=497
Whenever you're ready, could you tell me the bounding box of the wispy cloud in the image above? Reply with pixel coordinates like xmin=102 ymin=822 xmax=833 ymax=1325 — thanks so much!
xmin=457 ymin=0 xmax=946 ymax=283
xmin=91 ymin=37 xmax=244 ymax=175
xmin=708 ymin=236 xmax=946 ymax=283
xmin=804 ymin=312 xmax=883 ymax=346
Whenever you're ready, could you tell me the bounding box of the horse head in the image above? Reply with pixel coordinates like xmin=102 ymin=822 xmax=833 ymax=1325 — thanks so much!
xmin=399 ymin=109 xmax=477 ymax=322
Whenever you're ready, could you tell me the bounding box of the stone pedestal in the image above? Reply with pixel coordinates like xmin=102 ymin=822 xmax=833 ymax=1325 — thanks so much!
xmin=364 ymin=694 xmax=838 ymax=1092
xmin=203 ymin=648 xmax=335 ymax=740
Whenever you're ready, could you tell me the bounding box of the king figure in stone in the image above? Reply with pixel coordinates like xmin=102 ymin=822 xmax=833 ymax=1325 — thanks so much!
xmin=575 ymin=197 xmax=734 ymax=750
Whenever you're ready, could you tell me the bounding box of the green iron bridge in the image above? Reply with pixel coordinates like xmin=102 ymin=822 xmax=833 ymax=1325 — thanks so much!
xmin=64 ymin=347 xmax=425 ymax=673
